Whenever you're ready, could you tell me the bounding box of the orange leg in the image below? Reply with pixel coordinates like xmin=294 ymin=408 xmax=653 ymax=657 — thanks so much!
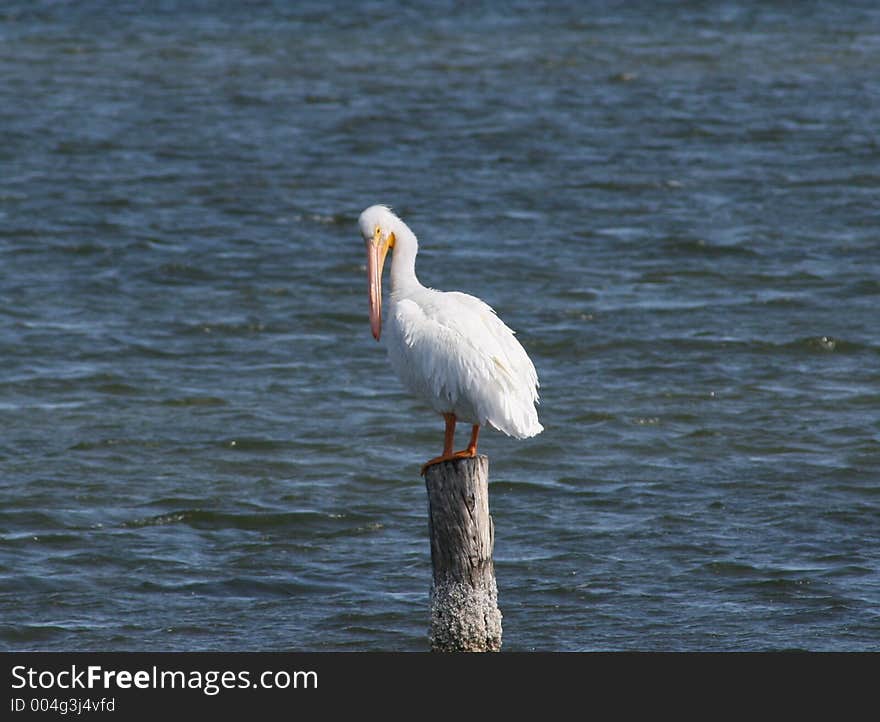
xmin=420 ymin=416 xmax=481 ymax=475
xmin=442 ymin=413 xmax=456 ymax=456
xmin=464 ymin=424 xmax=480 ymax=456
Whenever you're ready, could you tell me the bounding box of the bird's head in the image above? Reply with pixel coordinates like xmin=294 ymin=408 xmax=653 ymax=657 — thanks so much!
xmin=359 ymin=205 xmax=398 ymax=341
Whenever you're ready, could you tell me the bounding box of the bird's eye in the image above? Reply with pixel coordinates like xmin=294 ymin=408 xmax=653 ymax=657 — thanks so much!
xmin=375 ymin=226 xmax=381 ymax=237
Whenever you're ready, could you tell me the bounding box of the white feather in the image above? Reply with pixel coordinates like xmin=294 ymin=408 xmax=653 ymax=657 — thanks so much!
xmin=386 ymin=290 xmax=542 ymax=437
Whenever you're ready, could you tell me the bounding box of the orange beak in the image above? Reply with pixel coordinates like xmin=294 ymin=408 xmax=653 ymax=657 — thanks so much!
xmin=367 ymin=231 xmax=391 ymax=341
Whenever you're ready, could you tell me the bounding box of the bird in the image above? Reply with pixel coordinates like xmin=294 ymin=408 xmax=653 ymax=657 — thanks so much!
xmin=358 ymin=204 xmax=542 ymax=474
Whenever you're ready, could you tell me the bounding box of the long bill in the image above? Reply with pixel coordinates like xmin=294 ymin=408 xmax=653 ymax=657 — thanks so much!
xmin=367 ymin=237 xmax=390 ymax=341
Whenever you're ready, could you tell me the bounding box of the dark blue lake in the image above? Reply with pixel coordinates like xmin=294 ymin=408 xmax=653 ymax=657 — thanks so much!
xmin=1 ymin=1 xmax=878 ymax=650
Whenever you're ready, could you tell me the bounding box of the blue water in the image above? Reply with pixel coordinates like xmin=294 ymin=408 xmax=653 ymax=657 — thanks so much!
xmin=1 ymin=1 xmax=879 ymax=651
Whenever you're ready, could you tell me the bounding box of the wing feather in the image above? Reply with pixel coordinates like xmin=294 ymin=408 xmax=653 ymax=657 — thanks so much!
xmin=385 ymin=289 xmax=542 ymax=438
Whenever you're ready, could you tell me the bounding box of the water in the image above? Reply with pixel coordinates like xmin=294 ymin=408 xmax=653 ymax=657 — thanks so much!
xmin=1 ymin=1 xmax=879 ymax=651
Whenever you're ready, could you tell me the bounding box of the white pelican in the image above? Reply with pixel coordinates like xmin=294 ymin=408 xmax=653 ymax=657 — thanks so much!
xmin=359 ymin=205 xmax=543 ymax=473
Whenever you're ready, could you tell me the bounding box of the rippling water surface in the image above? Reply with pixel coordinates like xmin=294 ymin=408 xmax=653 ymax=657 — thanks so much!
xmin=1 ymin=1 xmax=879 ymax=651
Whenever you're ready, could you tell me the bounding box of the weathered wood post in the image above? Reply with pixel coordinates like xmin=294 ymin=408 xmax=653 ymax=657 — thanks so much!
xmin=423 ymin=454 xmax=502 ymax=652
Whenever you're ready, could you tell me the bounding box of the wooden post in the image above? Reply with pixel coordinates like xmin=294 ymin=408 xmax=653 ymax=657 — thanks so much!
xmin=423 ymin=455 xmax=502 ymax=652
